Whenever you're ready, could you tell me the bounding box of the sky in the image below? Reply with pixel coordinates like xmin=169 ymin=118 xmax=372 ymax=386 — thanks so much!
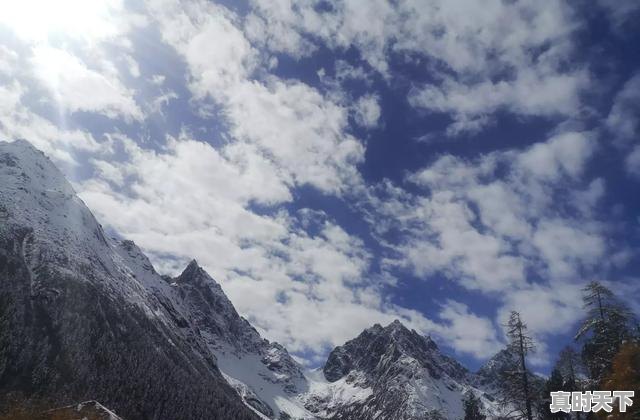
xmin=0 ymin=0 xmax=639 ymax=373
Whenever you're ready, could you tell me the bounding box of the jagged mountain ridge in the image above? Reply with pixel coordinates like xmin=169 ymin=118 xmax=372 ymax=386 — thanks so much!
xmin=166 ymin=258 xmax=308 ymax=418
xmin=0 ymin=140 xmax=259 ymax=420
xmin=312 ymin=321 xmax=499 ymax=420
xmin=0 ymin=140 xmax=512 ymax=420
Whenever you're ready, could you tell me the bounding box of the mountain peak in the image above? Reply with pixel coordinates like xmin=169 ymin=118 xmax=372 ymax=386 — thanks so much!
xmin=323 ymin=320 xmax=456 ymax=383
xmin=320 ymin=321 xmax=493 ymax=419
xmin=366 ymin=319 xmax=412 ymax=336
xmin=386 ymin=318 xmax=405 ymax=330
xmin=377 ymin=320 xmax=437 ymax=350
xmin=0 ymin=140 xmax=74 ymax=196
xmin=176 ymin=259 xmax=206 ymax=284
xmin=2 ymin=138 xmax=41 ymax=152
xmin=0 ymin=139 xmax=54 ymax=169
xmin=383 ymin=319 xmax=416 ymax=336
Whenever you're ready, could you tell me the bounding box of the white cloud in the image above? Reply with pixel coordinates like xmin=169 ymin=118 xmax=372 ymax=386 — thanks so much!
xmin=496 ymin=283 xmax=584 ymax=366
xmin=437 ymin=300 xmax=503 ymax=359
xmin=0 ymin=0 xmax=623 ymax=366
xmin=223 ymin=79 xmax=364 ymax=193
xmin=150 ymin=74 xmax=166 ymax=86
xmin=77 ymin=134 xmax=434 ymax=355
xmin=366 ymin=131 xmax=603 ymax=304
xmin=390 ymin=193 xmax=528 ymax=292
xmin=410 ymin=70 xmax=589 ymax=135
xmin=30 ymin=46 xmax=142 ymax=121
xmin=147 ymin=0 xmax=365 ymax=195
xmin=334 ymin=60 xmax=371 ymax=83
xmin=0 ymin=80 xmax=101 ymax=165
xmin=595 ymin=0 xmax=640 ymax=31
xmin=148 ymin=0 xmax=257 ymax=99
xmin=353 ymin=94 xmax=381 ymax=129
xmin=626 ymin=145 xmax=640 ymax=179
xmin=533 ymin=220 xmax=605 ymax=279
xmin=352 ymin=129 xmax=613 ymax=353
xmin=606 ymin=73 xmax=640 ymax=146
xmin=0 ymin=45 xmax=18 ymax=76
xmin=605 ymin=73 xmax=640 ymax=179
xmin=0 ymin=0 xmax=138 ymax=44
xmin=244 ymin=4 xmax=317 ymax=60
xmin=246 ymin=0 xmax=588 ymax=134
xmin=517 ymin=131 xmax=596 ymax=180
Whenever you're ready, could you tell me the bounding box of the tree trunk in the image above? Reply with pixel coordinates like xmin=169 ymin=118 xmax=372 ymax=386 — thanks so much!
xmin=596 ymin=290 xmax=605 ymax=322
xmin=518 ymin=324 xmax=533 ymax=420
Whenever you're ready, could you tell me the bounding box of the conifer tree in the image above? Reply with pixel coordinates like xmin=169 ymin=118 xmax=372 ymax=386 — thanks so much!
xmin=542 ymin=369 xmax=566 ymax=420
xmin=575 ymin=281 xmax=635 ymax=384
xmin=556 ymin=347 xmax=582 ymax=392
xmin=278 ymin=412 xmax=292 ymax=420
xmin=463 ymin=391 xmax=486 ymax=420
xmin=555 ymin=346 xmax=584 ymax=420
xmin=504 ymin=311 xmax=536 ymax=420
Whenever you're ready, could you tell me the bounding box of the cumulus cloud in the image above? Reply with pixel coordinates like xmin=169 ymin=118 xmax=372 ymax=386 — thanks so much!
xmin=353 ymin=94 xmax=381 ymax=129
xmin=0 ymin=0 xmax=134 ymax=43
xmin=78 ymin=134 xmax=433 ymax=355
xmin=496 ymin=283 xmax=585 ymax=366
xmin=383 ymin=131 xmax=602 ymax=291
xmin=246 ymin=0 xmax=588 ymax=134
xmin=595 ymin=0 xmax=640 ymax=31
xmin=410 ymin=70 xmax=589 ymax=135
xmin=359 ymin=130 xmax=607 ymax=351
xmin=0 ymin=80 xmax=101 ymax=165
xmin=605 ymin=73 xmax=640 ymax=179
xmin=149 ymin=0 xmax=257 ymax=100
xmin=30 ymin=46 xmax=143 ymax=121
xmin=0 ymin=0 xmax=147 ymax=123
xmin=626 ymin=146 xmax=640 ymax=179
xmin=606 ymin=73 xmax=640 ymax=146
xmin=147 ymin=0 xmax=365 ymax=195
xmin=223 ymin=79 xmax=365 ymax=193
xmin=437 ymin=300 xmax=503 ymax=359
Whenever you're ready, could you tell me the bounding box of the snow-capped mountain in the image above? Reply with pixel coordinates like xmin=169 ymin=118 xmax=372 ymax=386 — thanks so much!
xmin=0 ymin=140 xmax=258 ymax=420
xmin=305 ymin=321 xmax=499 ymax=420
xmin=475 ymin=349 xmax=518 ymax=393
xmin=0 ymin=140 xmax=509 ymax=420
xmin=165 ymin=258 xmax=308 ymax=419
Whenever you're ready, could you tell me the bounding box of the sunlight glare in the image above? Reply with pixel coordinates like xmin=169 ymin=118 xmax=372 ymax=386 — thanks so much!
xmin=0 ymin=0 xmax=121 ymax=42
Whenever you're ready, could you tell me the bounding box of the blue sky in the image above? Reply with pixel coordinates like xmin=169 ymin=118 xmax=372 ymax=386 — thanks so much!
xmin=0 ymin=0 xmax=639 ymax=372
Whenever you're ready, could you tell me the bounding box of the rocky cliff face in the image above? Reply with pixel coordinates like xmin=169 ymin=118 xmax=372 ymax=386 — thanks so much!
xmin=165 ymin=258 xmax=308 ymax=419
xmin=309 ymin=321 xmax=498 ymax=420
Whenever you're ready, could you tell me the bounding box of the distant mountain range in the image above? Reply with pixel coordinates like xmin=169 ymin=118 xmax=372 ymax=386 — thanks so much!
xmin=0 ymin=140 xmax=518 ymax=419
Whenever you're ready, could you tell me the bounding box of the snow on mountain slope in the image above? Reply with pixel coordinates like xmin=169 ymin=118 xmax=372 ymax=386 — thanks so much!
xmin=312 ymin=321 xmax=500 ymax=420
xmin=0 ymin=140 xmax=312 ymax=420
xmin=165 ymin=259 xmax=311 ymax=419
xmin=0 ymin=140 xmax=258 ymax=420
